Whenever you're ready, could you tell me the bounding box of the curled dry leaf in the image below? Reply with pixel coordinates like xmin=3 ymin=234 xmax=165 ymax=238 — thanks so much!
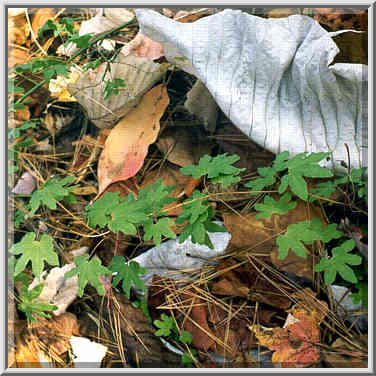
xmin=121 ymin=32 xmax=164 ymax=60
xmin=12 ymin=171 xmax=36 ymax=195
xmin=249 ymin=303 xmax=328 ymax=367
xmin=68 ymin=54 xmax=165 ymax=129
xmin=97 ymin=84 xmax=169 ymax=196
xmin=8 ymin=46 xmax=31 ymax=68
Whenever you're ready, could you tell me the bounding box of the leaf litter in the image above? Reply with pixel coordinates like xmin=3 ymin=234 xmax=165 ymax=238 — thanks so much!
xmin=8 ymin=7 xmax=368 ymax=369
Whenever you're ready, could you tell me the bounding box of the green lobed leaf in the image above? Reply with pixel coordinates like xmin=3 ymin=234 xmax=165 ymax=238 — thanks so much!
xmin=29 ymin=176 xmax=78 ymax=216
xmin=109 ymin=257 xmax=147 ymax=299
xmin=9 ymin=232 xmax=59 ymax=278
xmin=18 ymin=284 xmax=58 ymax=322
xmin=65 ymin=254 xmax=112 ymax=297
xmin=254 ymin=193 xmax=297 ymax=219
xmin=154 ymin=313 xmax=175 ymax=337
xmin=313 ymin=239 xmax=362 ymax=285
xmin=86 ymin=191 xmax=122 ymax=228
xmin=276 ymin=218 xmax=343 ymax=260
xmin=180 ymin=153 xmax=244 ymax=188
xmin=143 ymin=217 xmax=176 ymax=246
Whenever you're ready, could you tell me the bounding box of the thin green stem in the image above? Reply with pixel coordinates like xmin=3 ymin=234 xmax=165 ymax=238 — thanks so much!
xmin=14 ymin=17 xmax=136 ymax=105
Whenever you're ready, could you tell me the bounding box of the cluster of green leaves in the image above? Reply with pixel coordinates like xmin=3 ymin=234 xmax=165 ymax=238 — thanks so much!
xmin=246 ymin=151 xmax=332 ymax=200
xmin=153 ymin=313 xmax=196 ymax=366
xmin=15 ymin=56 xmax=71 ymax=83
xmin=87 ymin=153 xmax=241 ymax=250
xmin=87 ymin=179 xmax=176 ymax=246
xmin=176 ymin=190 xmax=226 ymax=249
xmin=247 ymin=151 xmax=367 ymax=289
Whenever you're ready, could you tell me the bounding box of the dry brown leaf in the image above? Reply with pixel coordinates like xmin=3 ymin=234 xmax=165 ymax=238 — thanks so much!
xmin=14 ymin=106 xmax=31 ymax=122
xmin=97 ymin=84 xmax=169 ymax=196
xmin=29 ymin=312 xmax=80 ymax=355
xmin=8 ymin=9 xmax=29 ymax=45
xmin=250 ymin=304 xmax=328 ymax=367
xmin=68 ymin=54 xmax=165 ymax=129
xmin=31 ymin=8 xmax=55 ymax=37
xmin=211 ymin=259 xmax=292 ymax=309
xmin=323 ymin=336 xmax=368 ymax=368
xmin=173 ymin=8 xmax=215 ymax=22
xmin=72 ymin=186 xmax=97 ymax=195
xmin=8 ymin=45 xmax=31 ymax=68
xmin=223 ymin=200 xmax=324 ymax=279
xmin=121 ymin=32 xmax=164 ymax=60
xmin=156 ymin=127 xmax=212 ymax=167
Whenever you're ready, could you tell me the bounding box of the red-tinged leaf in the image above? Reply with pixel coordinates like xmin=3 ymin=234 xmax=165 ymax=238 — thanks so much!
xmin=97 ymin=84 xmax=169 ymax=196
xmin=249 ymin=305 xmax=328 ymax=367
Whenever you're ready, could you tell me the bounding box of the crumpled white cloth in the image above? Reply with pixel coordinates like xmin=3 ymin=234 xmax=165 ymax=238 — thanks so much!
xmin=130 ymin=225 xmax=231 ymax=286
xmin=136 ymin=9 xmax=368 ymax=173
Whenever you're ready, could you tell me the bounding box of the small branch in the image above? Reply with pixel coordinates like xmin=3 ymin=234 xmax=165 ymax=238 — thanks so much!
xmin=25 ymin=9 xmax=48 ymax=56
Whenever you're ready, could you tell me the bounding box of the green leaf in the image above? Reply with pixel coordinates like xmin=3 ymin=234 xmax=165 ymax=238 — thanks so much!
xmin=283 ymin=152 xmax=333 ymax=201
xmin=154 ymin=314 xmax=175 ymax=337
xmin=244 ymin=167 xmax=276 ymax=193
xmin=179 ymin=330 xmax=193 ymax=345
xmin=144 ymin=217 xmax=176 ymax=246
xmin=309 ymin=180 xmax=337 ymax=202
xmin=9 ymin=233 xmax=59 ymax=278
xmin=108 ymin=194 xmax=149 ymax=235
xmin=109 ymin=257 xmax=147 ymax=299
xmin=65 ymin=33 xmax=93 ymax=49
xmin=65 ymin=254 xmax=112 ymax=297
xmin=8 ymin=78 xmax=24 ymax=93
xmin=276 ymin=218 xmax=343 ymax=260
xmin=180 ymin=153 xmax=244 ymax=188
xmin=18 ymin=284 xmax=58 ymax=322
xmin=313 ymin=239 xmax=362 ymax=285
xmin=350 ymin=281 xmax=368 ymax=310
xmin=137 ymin=179 xmax=175 ymax=215
xmin=254 ymin=193 xmax=297 ymax=219
xmin=8 ymin=120 xmax=38 ymax=140
xmin=29 ymin=176 xmax=78 ymax=216
xmin=38 ymin=19 xmax=58 ymax=38
xmin=103 ymin=78 xmax=127 ymax=100
xmin=86 ymin=191 xmax=122 ymax=228
xmin=176 ymin=190 xmax=210 ymax=225
xmin=181 ymin=350 xmax=197 ymax=367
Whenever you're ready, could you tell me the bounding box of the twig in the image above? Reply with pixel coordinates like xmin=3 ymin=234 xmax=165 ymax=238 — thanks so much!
xmin=24 ymin=9 xmax=48 ymax=56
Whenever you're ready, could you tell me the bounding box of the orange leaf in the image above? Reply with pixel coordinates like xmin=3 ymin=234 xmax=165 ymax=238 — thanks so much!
xmin=97 ymin=84 xmax=169 ymax=196
xmin=249 ymin=304 xmax=328 ymax=367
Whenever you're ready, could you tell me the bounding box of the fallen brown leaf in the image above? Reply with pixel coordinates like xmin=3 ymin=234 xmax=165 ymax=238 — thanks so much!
xmin=8 ymin=9 xmax=29 ymax=45
xmin=211 ymin=258 xmax=292 ymax=309
xmin=223 ymin=200 xmax=324 ymax=279
xmin=97 ymin=84 xmax=169 ymax=196
xmin=156 ymin=126 xmax=212 ymax=167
